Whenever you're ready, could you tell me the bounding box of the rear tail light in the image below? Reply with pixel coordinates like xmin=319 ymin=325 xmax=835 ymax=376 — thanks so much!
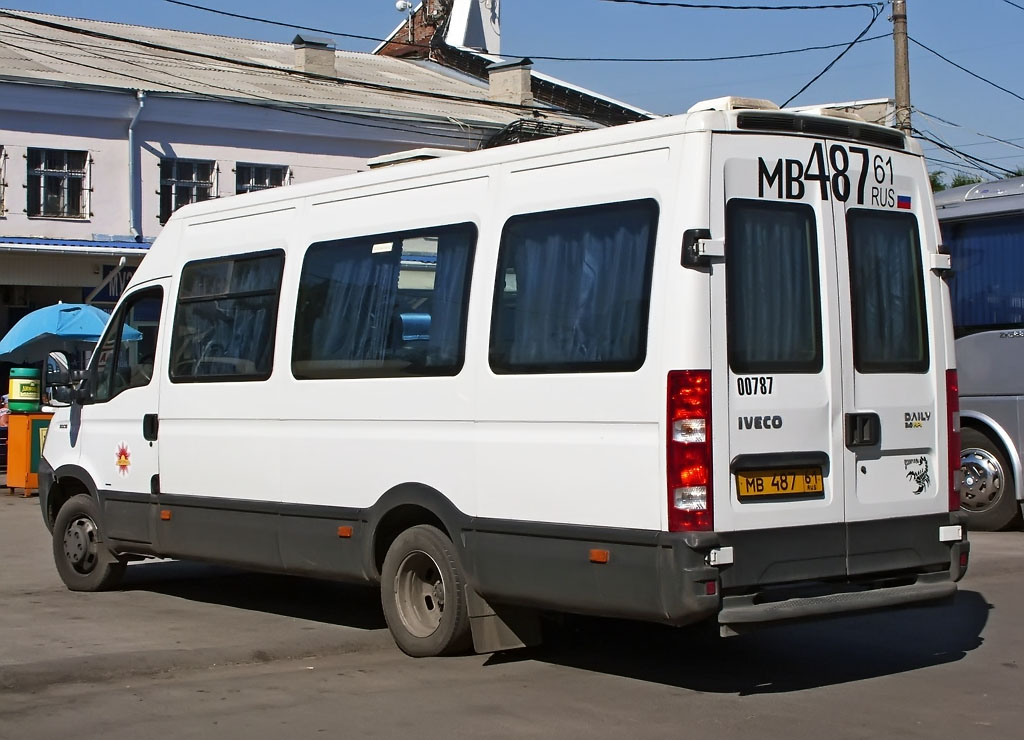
xmin=667 ymin=370 xmax=713 ymax=531
xmin=946 ymin=369 xmax=961 ymax=512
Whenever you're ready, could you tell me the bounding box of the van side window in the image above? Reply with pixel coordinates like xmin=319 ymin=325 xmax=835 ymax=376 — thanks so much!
xmin=292 ymin=223 xmax=476 ymax=379
xmin=92 ymin=288 xmax=163 ymax=402
xmin=169 ymin=251 xmax=284 ymax=382
xmin=489 ymin=199 xmax=658 ymax=374
xmin=846 ymin=210 xmax=929 ymax=373
xmin=726 ymin=200 xmax=823 ymax=374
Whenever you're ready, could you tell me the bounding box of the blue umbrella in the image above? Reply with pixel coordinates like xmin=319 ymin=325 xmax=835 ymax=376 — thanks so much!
xmin=0 ymin=303 xmax=142 ymax=363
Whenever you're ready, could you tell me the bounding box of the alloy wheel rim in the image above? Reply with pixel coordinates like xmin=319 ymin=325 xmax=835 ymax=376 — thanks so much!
xmin=960 ymin=447 xmax=1005 ymax=513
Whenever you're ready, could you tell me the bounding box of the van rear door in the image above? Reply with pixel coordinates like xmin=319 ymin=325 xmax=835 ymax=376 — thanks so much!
xmin=830 ymin=144 xmax=950 ymax=575
xmin=708 ymin=133 xmax=849 ymax=587
xmin=709 ymin=132 xmax=950 ymax=590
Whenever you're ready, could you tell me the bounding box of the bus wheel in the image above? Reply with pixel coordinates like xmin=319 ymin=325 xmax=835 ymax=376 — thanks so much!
xmin=381 ymin=524 xmax=472 ymax=657
xmin=52 ymin=494 xmax=126 ymax=591
xmin=960 ymin=428 xmax=1021 ymax=531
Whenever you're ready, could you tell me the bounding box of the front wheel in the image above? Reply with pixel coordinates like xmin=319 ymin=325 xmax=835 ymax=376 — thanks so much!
xmin=380 ymin=524 xmax=472 ymax=657
xmin=960 ymin=427 xmax=1022 ymax=531
xmin=52 ymin=494 xmax=126 ymax=591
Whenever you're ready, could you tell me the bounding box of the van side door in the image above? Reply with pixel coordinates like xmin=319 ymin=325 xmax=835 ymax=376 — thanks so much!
xmin=78 ymin=282 xmax=167 ymax=546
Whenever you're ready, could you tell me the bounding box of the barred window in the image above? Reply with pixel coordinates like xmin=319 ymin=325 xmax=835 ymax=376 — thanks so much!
xmin=236 ymin=163 xmax=289 ymax=194
xmin=27 ymin=148 xmax=89 ymax=218
xmin=160 ymin=158 xmax=216 ymax=224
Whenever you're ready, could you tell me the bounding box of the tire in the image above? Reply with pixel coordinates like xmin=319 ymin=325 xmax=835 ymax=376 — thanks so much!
xmin=380 ymin=524 xmax=472 ymax=657
xmin=52 ymin=494 xmax=126 ymax=591
xmin=960 ymin=427 xmax=1022 ymax=531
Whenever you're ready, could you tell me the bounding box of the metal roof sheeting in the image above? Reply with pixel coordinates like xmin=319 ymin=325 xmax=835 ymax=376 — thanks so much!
xmin=0 ymin=8 xmax=596 ymax=130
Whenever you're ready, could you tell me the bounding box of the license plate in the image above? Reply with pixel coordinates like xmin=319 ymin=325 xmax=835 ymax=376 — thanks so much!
xmin=736 ymin=467 xmax=824 ymax=498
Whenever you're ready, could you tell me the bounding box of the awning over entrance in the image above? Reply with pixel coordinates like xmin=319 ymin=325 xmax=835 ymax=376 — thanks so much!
xmin=0 ymin=237 xmax=150 ymax=257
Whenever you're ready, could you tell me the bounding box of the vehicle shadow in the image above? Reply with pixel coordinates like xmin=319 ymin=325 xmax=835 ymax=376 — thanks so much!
xmin=495 ymin=589 xmax=990 ymax=695
xmin=122 ymin=560 xmax=387 ymax=631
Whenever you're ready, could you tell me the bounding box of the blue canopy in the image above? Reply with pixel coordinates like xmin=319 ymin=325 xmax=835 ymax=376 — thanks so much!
xmin=0 ymin=303 xmax=142 ymax=363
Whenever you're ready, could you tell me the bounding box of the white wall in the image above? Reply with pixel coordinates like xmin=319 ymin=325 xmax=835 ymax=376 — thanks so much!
xmin=0 ymin=83 xmax=478 ymax=244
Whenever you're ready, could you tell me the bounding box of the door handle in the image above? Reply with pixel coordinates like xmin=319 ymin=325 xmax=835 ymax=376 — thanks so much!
xmin=143 ymin=413 xmax=159 ymax=442
xmin=845 ymin=412 xmax=880 ymax=448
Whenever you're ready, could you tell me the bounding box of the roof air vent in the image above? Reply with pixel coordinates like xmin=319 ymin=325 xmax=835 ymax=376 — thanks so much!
xmin=687 ymin=96 xmax=780 ymax=113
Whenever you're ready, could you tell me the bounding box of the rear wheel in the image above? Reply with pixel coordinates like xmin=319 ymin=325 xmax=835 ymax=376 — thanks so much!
xmin=960 ymin=427 xmax=1021 ymax=531
xmin=52 ymin=494 xmax=126 ymax=591
xmin=380 ymin=524 xmax=471 ymax=657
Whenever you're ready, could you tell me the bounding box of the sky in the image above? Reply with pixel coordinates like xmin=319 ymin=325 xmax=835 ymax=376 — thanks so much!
xmin=3 ymin=0 xmax=1022 ymax=183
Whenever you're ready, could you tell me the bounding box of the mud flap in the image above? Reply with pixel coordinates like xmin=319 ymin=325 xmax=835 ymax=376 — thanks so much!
xmin=467 ymin=587 xmax=543 ymax=654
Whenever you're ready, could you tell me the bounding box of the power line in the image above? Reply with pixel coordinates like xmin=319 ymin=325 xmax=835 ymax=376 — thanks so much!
xmin=913 ymin=108 xmax=1024 ymax=153
xmin=1000 ymin=0 xmax=1024 ymax=11
xmin=913 ymin=129 xmax=1015 ymax=178
xmin=599 ymin=0 xmax=883 ymax=10
xmin=164 ymin=0 xmax=400 ymax=47
xmin=163 ymin=0 xmax=889 ymax=63
xmin=782 ymin=3 xmax=881 ymax=106
xmin=0 ymin=10 xmax=544 ymax=115
xmin=0 ymin=24 xmax=487 ymax=143
xmin=908 ymin=36 xmax=1024 ymax=105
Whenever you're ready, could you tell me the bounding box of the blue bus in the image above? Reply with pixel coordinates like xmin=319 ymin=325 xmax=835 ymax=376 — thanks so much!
xmin=935 ymin=176 xmax=1024 ymax=530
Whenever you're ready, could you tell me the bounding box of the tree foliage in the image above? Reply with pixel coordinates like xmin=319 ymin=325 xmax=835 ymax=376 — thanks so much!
xmin=928 ymin=170 xmax=984 ymax=192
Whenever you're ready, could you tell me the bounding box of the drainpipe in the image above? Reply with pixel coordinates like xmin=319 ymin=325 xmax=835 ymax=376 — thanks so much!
xmin=128 ymin=90 xmax=146 ymax=241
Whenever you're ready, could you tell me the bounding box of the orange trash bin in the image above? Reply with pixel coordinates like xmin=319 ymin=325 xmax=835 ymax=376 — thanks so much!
xmin=6 ymin=412 xmax=53 ymax=493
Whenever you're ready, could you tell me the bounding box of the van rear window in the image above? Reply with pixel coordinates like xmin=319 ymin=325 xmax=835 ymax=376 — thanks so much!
xmin=846 ymin=209 xmax=929 ymax=373
xmin=726 ymin=200 xmax=823 ymax=374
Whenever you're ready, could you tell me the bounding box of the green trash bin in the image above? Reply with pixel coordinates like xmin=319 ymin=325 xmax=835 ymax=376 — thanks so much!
xmin=8 ymin=368 xmax=41 ymax=413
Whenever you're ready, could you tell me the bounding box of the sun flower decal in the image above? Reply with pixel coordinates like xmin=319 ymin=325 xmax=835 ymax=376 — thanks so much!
xmin=116 ymin=442 xmax=131 ymax=477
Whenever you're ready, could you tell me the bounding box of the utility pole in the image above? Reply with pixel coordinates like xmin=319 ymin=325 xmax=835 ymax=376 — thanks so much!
xmin=892 ymin=0 xmax=912 ymax=134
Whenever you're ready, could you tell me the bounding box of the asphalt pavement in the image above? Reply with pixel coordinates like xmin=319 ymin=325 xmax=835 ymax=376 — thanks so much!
xmin=2 ymin=490 xmax=1023 ymax=740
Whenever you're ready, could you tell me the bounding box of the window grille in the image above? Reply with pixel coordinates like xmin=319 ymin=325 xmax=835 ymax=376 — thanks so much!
xmin=27 ymin=148 xmax=89 ymax=218
xmin=159 ymin=158 xmax=216 ymax=224
xmin=235 ymin=163 xmax=289 ymax=194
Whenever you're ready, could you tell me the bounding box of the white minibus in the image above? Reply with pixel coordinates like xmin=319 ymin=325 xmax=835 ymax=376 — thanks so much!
xmin=40 ymin=97 xmax=969 ymax=657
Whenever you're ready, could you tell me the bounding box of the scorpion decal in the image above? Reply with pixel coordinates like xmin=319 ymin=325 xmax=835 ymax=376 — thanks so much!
xmin=904 ymin=456 xmax=930 ymax=495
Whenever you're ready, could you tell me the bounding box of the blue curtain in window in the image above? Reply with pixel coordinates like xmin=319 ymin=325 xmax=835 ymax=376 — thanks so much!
xmin=505 ymin=206 xmax=652 ymax=366
xmin=311 ymin=246 xmax=401 ymax=363
xmin=427 ymin=230 xmax=473 ymax=366
xmin=944 ymin=215 xmax=1024 ymax=331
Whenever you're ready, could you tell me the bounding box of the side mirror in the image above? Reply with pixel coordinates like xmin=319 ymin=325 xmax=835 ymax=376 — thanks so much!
xmin=51 ymin=386 xmax=74 ymax=404
xmin=73 ymin=377 xmax=94 ymax=405
xmin=46 ymin=352 xmax=72 ymax=387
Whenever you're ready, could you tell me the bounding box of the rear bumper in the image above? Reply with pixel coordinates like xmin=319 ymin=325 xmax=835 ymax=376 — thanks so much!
xmin=708 ymin=511 xmax=969 ymax=633
xmin=717 ymin=571 xmax=958 ymax=635
xmin=464 ymin=512 xmax=967 ymax=630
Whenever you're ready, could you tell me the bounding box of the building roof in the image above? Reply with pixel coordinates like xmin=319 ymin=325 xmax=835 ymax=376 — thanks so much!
xmin=0 ymin=8 xmax=600 ymax=132
xmin=374 ymin=2 xmax=653 ymax=127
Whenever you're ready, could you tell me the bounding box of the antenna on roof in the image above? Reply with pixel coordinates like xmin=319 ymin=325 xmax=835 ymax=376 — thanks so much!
xmin=395 ymin=1 xmax=415 ymax=43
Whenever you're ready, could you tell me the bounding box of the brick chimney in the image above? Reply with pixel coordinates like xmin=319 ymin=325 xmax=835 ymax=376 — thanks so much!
xmin=487 ymin=58 xmax=533 ymax=106
xmin=292 ymin=34 xmax=336 ymax=76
